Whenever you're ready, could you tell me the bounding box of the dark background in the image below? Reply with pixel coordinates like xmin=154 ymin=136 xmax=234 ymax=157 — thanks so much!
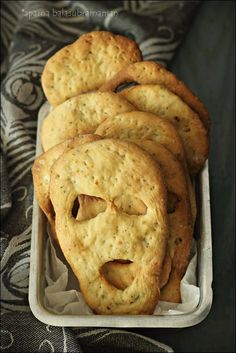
xmin=131 ymin=2 xmax=235 ymax=352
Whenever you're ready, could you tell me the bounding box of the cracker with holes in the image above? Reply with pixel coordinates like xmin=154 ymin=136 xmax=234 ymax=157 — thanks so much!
xmin=101 ymin=250 xmax=172 ymax=293
xmin=32 ymin=134 xmax=101 ymax=242
xmin=50 ymin=139 xmax=169 ymax=314
xmin=41 ymin=31 xmax=142 ymax=106
xmin=120 ymin=84 xmax=209 ymax=175
xmin=99 ymin=140 xmax=193 ymax=303
xmin=99 ymin=61 xmax=210 ymax=131
xmin=41 ymin=91 xmax=135 ymax=151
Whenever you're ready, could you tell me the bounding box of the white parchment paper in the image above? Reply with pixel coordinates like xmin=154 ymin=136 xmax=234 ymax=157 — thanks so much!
xmin=44 ymin=227 xmax=200 ymax=315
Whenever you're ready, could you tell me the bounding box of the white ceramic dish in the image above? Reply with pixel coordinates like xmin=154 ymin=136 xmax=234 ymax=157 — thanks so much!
xmin=29 ymin=103 xmax=213 ymax=327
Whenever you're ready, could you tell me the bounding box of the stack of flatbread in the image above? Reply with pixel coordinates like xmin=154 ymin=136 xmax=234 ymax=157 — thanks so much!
xmin=32 ymin=31 xmax=210 ymax=315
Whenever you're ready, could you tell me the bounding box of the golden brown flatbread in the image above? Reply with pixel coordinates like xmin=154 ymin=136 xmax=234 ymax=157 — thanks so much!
xmin=41 ymin=92 xmax=135 ymax=151
xmin=120 ymin=84 xmax=209 ymax=175
xmin=42 ymin=31 xmax=142 ymax=106
xmin=99 ymin=61 xmax=210 ymax=130
xmin=32 ymin=134 xmax=101 ymax=241
xmin=50 ymin=139 xmax=168 ymax=314
xmin=95 ymin=111 xmax=185 ymax=164
xmin=98 ymin=140 xmax=193 ymax=303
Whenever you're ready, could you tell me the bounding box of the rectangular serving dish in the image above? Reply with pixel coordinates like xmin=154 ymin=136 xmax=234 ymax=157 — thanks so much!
xmin=29 ymin=104 xmax=213 ymax=327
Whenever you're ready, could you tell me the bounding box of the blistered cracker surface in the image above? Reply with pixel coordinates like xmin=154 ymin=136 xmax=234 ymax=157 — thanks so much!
xmin=42 ymin=31 xmax=142 ymax=106
xmin=95 ymin=111 xmax=185 ymax=164
xmin=121 ymin=84 xmax=209 ymax=174
xmin=99 ymin=61 xmax=210 ymax=131
xmin=32 ymin=134 xmax=101 ymax=241
xmin=49 ymin=139 xmax=168 ymax=314
xmin=99 ymin=140 xmax=193 ymax=303
xmin=41 ymin=92 xmax=135 ymax=151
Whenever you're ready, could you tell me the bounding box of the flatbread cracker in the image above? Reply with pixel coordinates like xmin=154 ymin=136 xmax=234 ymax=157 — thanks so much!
xmin=42 ymin=31 xmax=142 ymax=106
xmin=32 ymin=134 xmax=101 ymax=241
xmin=95 ymin=111 xmax=185 ymax=164
xmin=99 ymin=61 xmax=210 ymax=131
xmin=41 ymin=92 xmax=135 ymax=151
xmin=50 ymin=139 xmax=168 ymax=314
xmin=121 ymin=84 xmax=209 ymax=174
xmin=100 ymin=140 xmax=193 ymax=303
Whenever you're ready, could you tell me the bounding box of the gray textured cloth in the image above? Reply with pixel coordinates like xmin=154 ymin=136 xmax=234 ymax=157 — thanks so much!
xmin=2 ymin=312 xmax=175 ymax=353
xmin=0 ymin=1 xmax=199 ymax=352
xmin=0 ymin=151 xmax=11 ymax=220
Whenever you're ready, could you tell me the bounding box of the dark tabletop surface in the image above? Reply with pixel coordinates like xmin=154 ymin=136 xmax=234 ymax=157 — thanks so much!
xmin=131 ymin=2 xmax=235 ymax=352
